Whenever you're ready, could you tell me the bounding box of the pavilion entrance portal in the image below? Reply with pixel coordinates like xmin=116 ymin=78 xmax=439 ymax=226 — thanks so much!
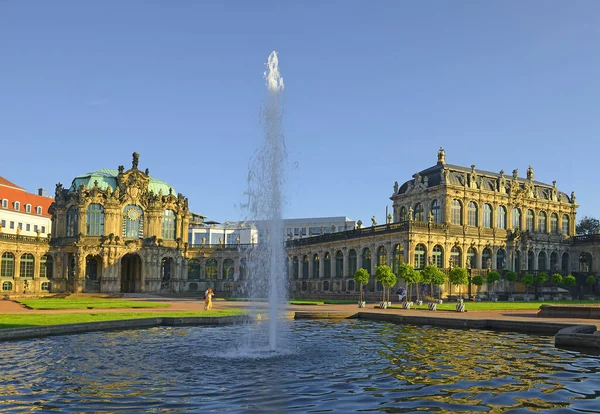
xmin=121 ymin=254 xmax=142 ymax=293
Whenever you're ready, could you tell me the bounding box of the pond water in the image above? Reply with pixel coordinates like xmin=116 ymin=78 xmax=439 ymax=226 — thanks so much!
xmin=1 ymin=320 xmax=599 ymax=413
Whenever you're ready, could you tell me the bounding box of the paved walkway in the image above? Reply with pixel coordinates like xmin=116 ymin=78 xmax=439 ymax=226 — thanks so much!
xmin=1 ymin=296 xmax=599 ymax=329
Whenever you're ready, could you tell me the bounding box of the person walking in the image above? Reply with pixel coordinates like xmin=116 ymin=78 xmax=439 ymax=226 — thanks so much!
xmin=204 ymin=288 xmax=214 ymax=310
xmin=397 ymin=286 xmax=406 ymax=303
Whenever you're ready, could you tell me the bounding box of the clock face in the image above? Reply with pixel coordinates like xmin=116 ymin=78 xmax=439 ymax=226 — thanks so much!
xmin=127 ymin=208 xmax=140 ymax=221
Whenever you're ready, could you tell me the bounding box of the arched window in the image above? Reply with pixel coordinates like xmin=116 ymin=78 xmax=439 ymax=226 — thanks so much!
xmin=538 ymin=251 xmax=547 ymax=271
xmin=399 ymin=206 xmax=407 ymax=222
xmin=36 ymin=206 xmax=42 ymax=215
xmin=223 ymin=258 xmax=234 ymax=280
xmin=85 ymin=256 xmax=98 ymax=280
xmin=324 ymin=252 xmax=332 ymax=278
xmin=526 ymin=210 xmax=534 ymax=231
xmin=161 ymin=258 xmax=173 ymax=282
xmin=414 ymin=244 xmax=426 ymax=269
xmin=467 ymin=247 xmax=476 ymax=269
xmin=123 ymin=205 xmax=144 ymax=238
xmin=431 ymin=200 xmax=440 ymax=223
xmin=496 ymin=249 xmax=506 ymax=269
xmin=19 ymin=253 xmax=34 ymax=278
xmin=1 ymin=252 xmax=15 ymax=278
xmin=14 ymin=201 xmax=20 ymax=211
xmin=538 ymin=211 xmax=547 ymax=234
xmin=348 ymin=249 xmax=357 ymax=277
xmin=66 ymin=206 xmax=79 ymax=237
xmin=2 ymin=281 xmax=13 ymax=291
xmin=482 ymin=248 xmax=492 ymax=269
xmin=302 ymin=255 xmax=309 ymax=279
xmin=550 ymin=213 xmax=558 ymax=235
xmin=483 ymin=204 xmax=492 ymax=228
xmin=205 ymin=258 xmax=218 ymax=279
xmin=162 ymin=210 xmax=176 ymax=240
xmin=312 ymin=254 xmax=320 ymax=279
xmin=432 ymin=245 xmax=443 ymax=268
xmin=550 ymin=252 xmax=558 ymax=272
xmin=467 ymin=202 xmax=477 ymax=227
xmin=393 ymin=244 xmax=404 ymax=274
xmin=292 ymin=257 xmax=299 ymax=280
xmin=562 ymin=253 xmax=569 ymax=272
xmin=361 ymin=248 xmax=371 ymax=272
xmin=562 ymin=215 xmax=570 ymax=235
xmin=335 ymin=251 xmax=343 ymax=278
xmin=512 ymin=208 xmax=521 ymax=230
xmin=527 ymin=251 xmax=535 ymax=271
xmin=25 ymin=204 xmax=31 ymax=213
xmin=497 ymin=206 xmax=507 ymax=229
xmin=188 ymin=259 xmax=201 ymax=280
xmin=451 ymin=200 xmax=462 ymax=225
xmin=413 ymin=203 xmax=424 ymax=221
xmin=377 ymin=246 xmax=387 ymax=266
xmin=86 ymin=203 xmax=105 ymax=236
xmin=40 ymin=254 xmax=53 ymax=279
xmin=450 ymin=246 xmax=461 ymax=268
xmin=579 ymin=253 xmax=592 ymax=272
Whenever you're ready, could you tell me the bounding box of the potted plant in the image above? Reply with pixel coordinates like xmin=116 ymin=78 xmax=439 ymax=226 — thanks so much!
xmin=376 ymin=265 xmax=396 ymax=308
xmin=430 ymin=266 xmax=446 ymax=304
xmin=535 ymin=272 xmax=548 ymax=300
xmin=486 ymin=271 xmax=500 ymax=301
xmin=397 ymin=263 xmax=418 ymax=308
xmin=354 ymin=268 xmax=370 ymax=308
xmin=449 ymin=266 xmax=468 ymax=311
xmin=471 ymin=275 xmax=484 ymax=300
xmin=562 ymin=274 xmax=576 ymax=300
xmin=585 ymin=275 xmax=597 ymax=300
xmin=505 ymin=271 xmax=518 ymax=300
xmin=522 ymin=273 xmax=534 ymax=300
xmin=551 ymin=273 xmax=563 ymax=300
xmin=421 ymin=264 xmax=444 ymax=308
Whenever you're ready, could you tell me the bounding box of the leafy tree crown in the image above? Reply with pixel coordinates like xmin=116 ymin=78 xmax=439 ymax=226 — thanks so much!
xmin=354 ymin=268 xmax=370 ymax=286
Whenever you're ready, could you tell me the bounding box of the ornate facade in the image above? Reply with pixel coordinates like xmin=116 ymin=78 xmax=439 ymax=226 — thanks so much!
xmin=286 ymin=148 xmax=589 ymax=298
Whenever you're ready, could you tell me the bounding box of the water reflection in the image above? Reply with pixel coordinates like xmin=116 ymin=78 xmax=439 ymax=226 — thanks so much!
xmin=0 ymin=321 xmax=598 ymax=412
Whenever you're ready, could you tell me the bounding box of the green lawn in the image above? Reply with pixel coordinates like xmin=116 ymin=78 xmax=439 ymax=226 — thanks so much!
xmin=0 ymin=309 xmax=247 ymax=329
xmin=17 ymin=298 xmax=171 ymax=310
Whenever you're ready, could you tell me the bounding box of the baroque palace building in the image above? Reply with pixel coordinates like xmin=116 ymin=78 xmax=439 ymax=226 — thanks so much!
xmin=286 ymin=148 xmax=596 ymax=299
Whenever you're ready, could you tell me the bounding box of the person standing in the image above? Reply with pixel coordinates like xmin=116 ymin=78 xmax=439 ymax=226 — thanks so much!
xmin=397 ymin=286 xmax=406 ymax=303
xmin=204 ymin=287 xmax=214 ymax=310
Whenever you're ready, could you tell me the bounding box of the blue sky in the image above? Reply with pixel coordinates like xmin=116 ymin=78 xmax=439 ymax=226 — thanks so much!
xmin=1 ymin=1 xmax=599 ymax=223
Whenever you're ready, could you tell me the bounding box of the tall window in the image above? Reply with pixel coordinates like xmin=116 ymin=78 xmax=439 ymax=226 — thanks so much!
xmin=483 ymin=204 xmax=492 ymax=228
xmin=66 ymin=206 xmax=78 ymax=236
xmin=450 ymin=246 xmax=461 ymax=267
xmin=550 ymin=213 xmax=558 ymax=235
xmin=20 ymin=253 xmax=34 ymax=278
xmin=466 ymin=247 xmax=476 ymax=268
xmin=348 ymin=250 xmax=357 ymax=276
xmin=431 ymin=200 xmax=440 ymax=223
xmin=302 ymin=255 xmax=309 ymax=279
xmin=188 ymin=259 xmax=201 ymax=280
xmin=292 ymin=257 xmax=299 ymax=280
xmin=324 ymin=252 xmax=332 ymax=278
xmin=413 ymin=203 xmax=424 ymax=221
xmin=538 ymin=251 xmax=547 ymax=271
xmin=205 ymin=258 xmax=217 ymax=279
xmin=526 ymin=210 xmax=534 ymax=231
xmin=312 ymin=254 xmax=320 ymax=279
xmin=123 ymin=205 xmax=144 ymax=238
xmin=451 ymin=199 xmax=462 ymax=225
xmin=223 ymin=258 xmax=234 ymax=280
xmin=496 ymin=249 xmax=506 ymax=269
xmin=161 ymin=258 xmax=173 ymax=282
xmin=512 ymin=208 xmax=521 ymax=230
xmin=538 ymin=211 xmax=547 ymax=234
xmin=361 ymin=248 xmax=371 ymax=272
xmin=399 ymin=207 xmax=407 ymax=221
xmin=482 ymin=248 xmax=492 ymax=269
xmin=550 ymin=252 xmax=558 ymax=271
xmin=468 ymin=201 xmax=477 ymax=227
xmin=414 ymin=244 xmax=426 ymax=269
xmin=86 ymin=203 xmax=105 ymax=236
xmin=432 ymin=245 xmax=443 ymax=268
xmin=335 ymin=251 xmax=343 ymax=278
xmin=1 ymin=252 xmax=15 ymax=278
xmin=562 ymin=215 xmax=570 ymax=235
xmin=162 ymin=209 xmax=176 ymax=240
xmin=497 ymin=206 xmax=507 ymax=229
xmin=393 ymin=244 xmax=404 ymax=274
xmin=377 ymin=246 xmax=387 ymax=266
xmin=86 ymin=256 xmax=98 ymax=280
xmin=40 ymin=254 xmax=53 ymax=279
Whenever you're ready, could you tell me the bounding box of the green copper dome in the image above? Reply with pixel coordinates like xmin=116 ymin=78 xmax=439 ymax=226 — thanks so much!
xmin=70 ymin=169 xmax=174 ymax=195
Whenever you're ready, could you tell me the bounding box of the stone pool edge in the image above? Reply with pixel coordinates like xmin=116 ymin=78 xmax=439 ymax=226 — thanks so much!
xmin=295 ymin=311 xmax=600 ymax=351
xmin=0 ymin=315 xmax=251 ymax=342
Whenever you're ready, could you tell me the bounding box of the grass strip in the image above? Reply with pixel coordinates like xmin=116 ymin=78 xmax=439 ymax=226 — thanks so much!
xmin=17 ymin=298 xmax=171 ymax=310
xmin=0 ymin=309 xmax=246 ymax=329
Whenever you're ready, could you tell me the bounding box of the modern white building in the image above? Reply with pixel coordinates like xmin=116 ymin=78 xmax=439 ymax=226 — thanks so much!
xmin=0 ymin=176 xmax=53 ymax=237
xmin=280 ymin=217 xmax=356 ymax=241
xmin=188 ymin=218 xmax=258 ymax=246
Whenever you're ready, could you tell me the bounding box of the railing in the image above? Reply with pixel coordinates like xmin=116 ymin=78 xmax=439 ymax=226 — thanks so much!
xmin=573 ymin=234 xmax=600 ymax=244
xmin=189 ymin=243 xmax=255 ymax=250
xmin=0 ymin=232 xmax=50 ymax=245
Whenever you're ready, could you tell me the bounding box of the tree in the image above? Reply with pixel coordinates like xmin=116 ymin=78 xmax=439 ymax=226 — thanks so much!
xmin=505 ymin=271 xmax=518 ymax=296
xmin=397 ymin=263 xmax=420 ymax=301
xmin=551 ymin=273 xmax=563 ymax=295
xmin=487 ymin=271 xmax=501 ymax=295
xmin=535 ymin=272 xmax=548 ymax=297
xmin=421 ymin=265 xmax=443 ymax=299
xmin=563 ymin=274 xmax=576 ymax=297
xmin=522 ymin=273 xmax=534 ymax=296
xmin=448 ymin=267 xmax=468 ymax=300
xmin=471 ymin=275 xmax=484 ymax=296
xmin=585 ymin=275 xmax=597 ymax=294
xmin=430 ymin=268 xmax=447 ymax=301
xmin=354 ymin=268 xmax=370 ymax=304
xmin=376 ymin=265 xmax=396 ymax=304
xmin=576 ymin=216 xmax=600 ymax=235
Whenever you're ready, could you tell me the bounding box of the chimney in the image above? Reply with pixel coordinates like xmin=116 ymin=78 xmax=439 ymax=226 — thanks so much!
xmin=38 ymin=188 xmax=46 ymax=196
